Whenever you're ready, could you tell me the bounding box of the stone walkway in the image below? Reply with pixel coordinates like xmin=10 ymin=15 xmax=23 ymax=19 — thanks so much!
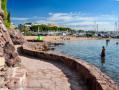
xmin=20 ymin=55 xmax=87 ymax=90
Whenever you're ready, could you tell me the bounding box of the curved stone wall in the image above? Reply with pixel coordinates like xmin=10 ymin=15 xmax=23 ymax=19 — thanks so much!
xmin=20 ymin=46 xmax=119 ymax=90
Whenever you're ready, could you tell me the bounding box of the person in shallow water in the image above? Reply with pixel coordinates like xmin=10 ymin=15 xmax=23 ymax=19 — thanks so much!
xmin=101 ymin=46 xmax=105 ymax=57
xmin=101 ymin=46 xmax=106 ymax=65
xmin=116 ymin=42 xmax=119 ymax=45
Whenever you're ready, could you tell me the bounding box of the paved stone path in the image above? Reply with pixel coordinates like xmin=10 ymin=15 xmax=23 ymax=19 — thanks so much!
xmin=20 ymin=55 xmax=87 ymax=90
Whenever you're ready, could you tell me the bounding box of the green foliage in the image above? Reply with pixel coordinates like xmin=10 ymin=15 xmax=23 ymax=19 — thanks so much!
xmin=85 ymin=31 xmax=96 ymax=37
xmin=5 ymin=11 xmax=11 ymax=28
xmin=30 ymin=24 xmax=71 ymax=32
xmin=24 ymin=31 xmax=32 ymax=36
xmin=77 ymin=30 xmax=85 ymax=33
xmin=18 ymin=25 xmax=32 ymax=36
xmin=1 ymin=0 xmax=7 ymax=13
xmin=1 ymin=0 xmax=11 ymax=28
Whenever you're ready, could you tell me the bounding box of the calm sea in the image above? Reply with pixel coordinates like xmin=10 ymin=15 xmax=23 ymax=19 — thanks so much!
xmin=55 ymin=39 xmax=119 ymax=84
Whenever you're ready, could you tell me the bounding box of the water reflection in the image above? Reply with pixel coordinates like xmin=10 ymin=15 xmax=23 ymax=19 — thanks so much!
xmin=101 ymin=56 xmax=106 ymax=66
xmin=106 ymin=39 xmax=110 ymax=46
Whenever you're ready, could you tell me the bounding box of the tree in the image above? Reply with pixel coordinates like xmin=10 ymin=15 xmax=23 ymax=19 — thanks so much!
xmin=18 ymin=24 xmax=24 ymax=31
xmin=29 ymin=24 xmax=72 ymax=32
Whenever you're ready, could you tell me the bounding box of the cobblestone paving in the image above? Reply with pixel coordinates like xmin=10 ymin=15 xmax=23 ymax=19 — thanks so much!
xmin=20 ymin=55 xmax=87 ymax=90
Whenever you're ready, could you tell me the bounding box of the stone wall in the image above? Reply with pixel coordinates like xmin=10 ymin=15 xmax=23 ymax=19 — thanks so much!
xmin=0 ymin=0 xmax=21 ymax=67
xmin=20 ymin=46 xmax=119 ymax=90
xmin=0 ymin=1 xmax=26 ymax=89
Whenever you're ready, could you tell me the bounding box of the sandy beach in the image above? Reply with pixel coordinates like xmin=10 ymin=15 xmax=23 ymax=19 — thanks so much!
xmin=24 ymin=36 xmax=98 ymax=42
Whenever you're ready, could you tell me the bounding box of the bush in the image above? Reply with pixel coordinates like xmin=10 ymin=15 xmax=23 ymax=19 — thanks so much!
xmin=1 ymin=0 xmax=11 ymax=28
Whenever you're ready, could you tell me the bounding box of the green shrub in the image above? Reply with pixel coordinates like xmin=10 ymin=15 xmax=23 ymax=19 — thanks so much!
xmin=1 ymin=0 xmax=11 ymax=28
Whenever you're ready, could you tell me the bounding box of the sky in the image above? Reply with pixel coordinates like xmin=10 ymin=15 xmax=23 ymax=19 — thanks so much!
xmin=7 ymin=0 xmax=119 ymax=31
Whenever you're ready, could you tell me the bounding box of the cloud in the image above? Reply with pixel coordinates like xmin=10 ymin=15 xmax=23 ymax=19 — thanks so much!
xmin=48 ymin=12 xmax=95 ymax=22
xmin=115 ymin=0 xmax=119 ymax=1
xmin=12 ymin=12 xmax=118 ymax=31
xmin=47 ymin=12 xmax=117 ymax=30
xmin=48 ymin=13 xmax=73 ymax=21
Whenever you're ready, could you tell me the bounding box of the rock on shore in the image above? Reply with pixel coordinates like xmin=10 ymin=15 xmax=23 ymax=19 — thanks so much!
xmin=8 ymin=29 xmax=26 ymax=45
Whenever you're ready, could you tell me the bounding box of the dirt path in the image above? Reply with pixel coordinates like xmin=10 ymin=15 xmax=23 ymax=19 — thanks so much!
xmin=19 ymin=55 xmax=87 ymax=90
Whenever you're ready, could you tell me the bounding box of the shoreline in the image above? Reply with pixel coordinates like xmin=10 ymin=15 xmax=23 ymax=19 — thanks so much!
xmin=24 ymin=36 xmax=119 ymax=44
xmin=24 ymin=36 xmax=104 ymax=42
xmin=23 ymin=36 xmax=119 ymax=86
xmin=18 ymin=45 xmax=119 ymax=90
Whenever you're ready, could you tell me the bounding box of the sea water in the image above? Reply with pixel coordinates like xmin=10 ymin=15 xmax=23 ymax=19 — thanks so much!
xmin=55 ymin=39 xmax=119 ymax=84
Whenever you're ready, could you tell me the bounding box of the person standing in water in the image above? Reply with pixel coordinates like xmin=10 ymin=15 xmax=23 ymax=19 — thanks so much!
xmin=101 ymin=46 xmax=106 ymax=65
xmin=101 ymin=46 xmax=105 ymax=57
xmin=116 ymin=42 xmax=119 ymax=45
xmin=106 ymin=39 xmax=110 ymax=46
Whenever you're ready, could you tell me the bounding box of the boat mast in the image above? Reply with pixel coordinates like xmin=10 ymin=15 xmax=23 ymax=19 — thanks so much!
xmin=94 ymin=21 xmax=98 ymax=33
xmin=114 ymin=21 xmax=117 ymax=32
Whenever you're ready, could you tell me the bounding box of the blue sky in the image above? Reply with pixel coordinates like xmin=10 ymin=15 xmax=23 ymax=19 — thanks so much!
xmin=7 ymin=0 xmax=119 ymax=31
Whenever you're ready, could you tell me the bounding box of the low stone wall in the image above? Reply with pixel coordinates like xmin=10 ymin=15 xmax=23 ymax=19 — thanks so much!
xmin=20 ymin=46 xmax=119 ymax=90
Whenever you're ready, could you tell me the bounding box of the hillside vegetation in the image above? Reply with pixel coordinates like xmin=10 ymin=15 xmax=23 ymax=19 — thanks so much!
xmin=1 ymin=0 xmax=11 ymax=28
